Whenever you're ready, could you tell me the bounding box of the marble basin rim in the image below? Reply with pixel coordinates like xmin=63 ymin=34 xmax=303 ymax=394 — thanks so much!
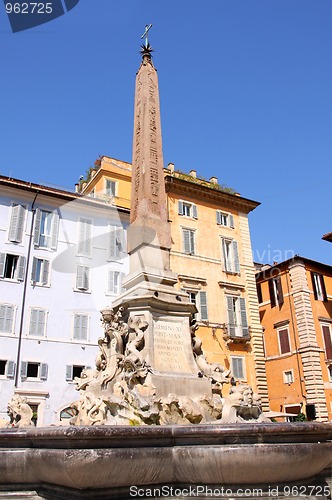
xmin=0 ymin=422 xmax=331 ymax=492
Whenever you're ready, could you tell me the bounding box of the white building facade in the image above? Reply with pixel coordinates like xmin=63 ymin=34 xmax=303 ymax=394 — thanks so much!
xmin=0 ymin=176 xmax=129 ymax=425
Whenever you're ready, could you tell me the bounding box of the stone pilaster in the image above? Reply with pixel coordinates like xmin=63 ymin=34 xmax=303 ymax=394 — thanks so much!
xmin=289 ymin=260 xmax=328 ymax=421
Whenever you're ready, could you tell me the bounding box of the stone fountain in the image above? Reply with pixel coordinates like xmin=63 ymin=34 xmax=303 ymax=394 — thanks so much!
xmin=0 ymin=32 xmax=331 ymax=500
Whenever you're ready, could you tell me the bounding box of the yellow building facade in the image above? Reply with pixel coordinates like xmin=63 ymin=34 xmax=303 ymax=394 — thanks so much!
xmin=79 ymin=156 xmax=269 ymax=408
xmin=256 ymin=257 xmax=332 ymax=421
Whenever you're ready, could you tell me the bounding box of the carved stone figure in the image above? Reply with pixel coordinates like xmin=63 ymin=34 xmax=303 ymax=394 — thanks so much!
xmin=221 ymin=384 xmax=270 ymax=423
xmin=6 ymin=394 xmax=34 ymax=428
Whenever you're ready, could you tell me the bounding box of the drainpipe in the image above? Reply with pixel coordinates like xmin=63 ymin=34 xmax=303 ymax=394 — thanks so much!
xmin=15 ymin=192 xmax=39 ymax=387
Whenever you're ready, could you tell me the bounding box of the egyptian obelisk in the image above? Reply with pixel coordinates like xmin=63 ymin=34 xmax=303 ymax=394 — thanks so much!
xmin=113 ymin=28 xmax=211 ymax=398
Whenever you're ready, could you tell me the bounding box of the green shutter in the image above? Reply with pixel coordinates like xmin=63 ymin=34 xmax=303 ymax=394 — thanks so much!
xmin=199 ymin=291 xmax=208 ymax=320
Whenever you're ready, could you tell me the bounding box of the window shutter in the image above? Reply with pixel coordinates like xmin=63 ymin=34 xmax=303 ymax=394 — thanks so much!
xmin=268 ymin=279 xmax=276 ymax=308
xmin=222 ymin=239 xmax=232 ymax=272
xmin=66 ymin=365 xmax=73 ymax=381
xmin=311 ymin=272 xmax=318 ymax=300
xmin=183 ymin=229 xmax=191 ymax=254
xmin=21 ymin=361 xmax=28 ymax=380
xmin=74 ymin=314 xmax=88 ymax=341
xmin=33 ymin=208 xmax=42 ymax=246
xmin=78 ymin=219 xmax=92 ymax=256
xmin=80 ymin=315 xmax=88 ymax=340
xmin=256 ymin=283 xmax=263 ymax=304
xmin=42 ymin=260 xmax=50 ymax=285
xmin=108 ymin=227 xmax=117 ymax=259
xmin=120 ymin=272 xmax=125 ymax=293
xmin=232 ymin=358 xmax=244 ymax=379
xmin=1 ymin=305 xmax=14 ymax=333
xmin=74 ymin=315 xmax=81 ymax=339
xmin=199 ymin=291 xmax=208 ymax=320
xmin=216 ymin=211 xmax=222 ymax=225
xmin=51 ymin=213 xmax=60 ymax=250
xmin=226 ymin=296 xmax=236 ymax=337
xmin=76 ymin=266 xmax=84 ymax=289
xmin=239 ymin=297 xmax=249 ymax=338
xmin=178 ymin=201 xmax=184 ymax=215
xmin=276 ymin=277 xmax=284 ymax=306
xmin=108 ymin=270 xmax=115 ymax=293
xmin=189 ymin=230 xmax=195 ymax=254
xmin=0 ymin=253 xmax=5 ymax=278
xmin=192 ymin=204 xmax=198 ymax=219
xmin=232 ymin=240 xmax=240 ymax=274
xmin=6 ymin=361 xmax=15 ymax=379
xmin=9 ymin=204 xmax=25 ymax=243
xmin=17 ymin=256 xmax=25 ymax=281
xmin=321 ymin=275 xmax=328 ymax=302
xmin=37 ymin=310 xmax=46 ymax=337
xmin=279 ymin=329 xmax=291 ymax=354
xmin=322 ymin=325 xmax=332 ymax=361
xmin=31 ymin=257 xmax=38 ymax=282
xmin=229 ymin=214 xmax=235 ymax=228
xmin=40 ymin=363 xmax=48 ymax=381
xmin=29 ymin=309 xmax=38 ymax=336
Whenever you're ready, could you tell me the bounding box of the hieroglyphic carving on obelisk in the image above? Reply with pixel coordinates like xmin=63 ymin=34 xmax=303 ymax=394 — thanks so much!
xmin=130 ymin=29 xmax=171 ymax=253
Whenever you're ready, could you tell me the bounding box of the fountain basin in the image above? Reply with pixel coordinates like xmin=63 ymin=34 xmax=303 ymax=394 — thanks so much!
xmin=0 ymin=422 xmax=331 ymax=497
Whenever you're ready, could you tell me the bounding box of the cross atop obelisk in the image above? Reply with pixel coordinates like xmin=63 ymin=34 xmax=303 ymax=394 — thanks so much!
xmin=141 ymin=24 xmax=152 ymax=48
xmin=128 ymin=25 xmax=171 ymax=275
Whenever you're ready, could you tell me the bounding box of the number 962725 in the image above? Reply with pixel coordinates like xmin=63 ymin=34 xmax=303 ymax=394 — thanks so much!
xmin=6 ymin=3 xmax=53 ymax=14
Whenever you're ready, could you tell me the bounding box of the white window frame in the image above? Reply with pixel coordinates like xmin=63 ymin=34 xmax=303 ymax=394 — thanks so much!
xmin=231 ymin=356 xmax=246 ymax=380
xmin=187 ymin=290 xmax=208 ymax=321
xmin=108 ymin=226 xmax=125 ymax=261
xmin=221 ymin=238 xmax=240 ymax=274
xmin=283 ymin=369 xmax=294 ymax=384
xmin=66 ymin=364 xmax=86 ymax=382
xmin=75 ymin=265 xmax=90 ymax=292
xmin=31 ymin=257 xmax=50 ymax=286
xmin=105 ymin=179 xmax=117 ymax=197
xmin=28 ymin=308 xmax=47 ymax=338
xmin=312 ymin=272 xmax=326 ymax=301
xmin=182 ymin=228 xmax=196 ymax=255
xmin=21 ymin=361 xmax=48 ymax=382
xmin=216 ymin=210 xmax=234 ymax=228
xmin=107 ymin=270 xmax=124 ymax=295
xmin=8 ymin=203 xmax=26 ymax=243
xmin=226 ymin=295 xmax=249 ymax=338
xmin=77 ymin=217 xmax=92 ymax=257
xmin=73 ymin=313 xmax=89 ymax=342
xmin=34 ymin=209 xmax=59 ymax=250
xmin=0 ymin=304 xmax=16 ymax=334
xmin=178 ymin=200 xmax=198 ymax=219
xmin=0 ymin=253 xmax=25 ymax=282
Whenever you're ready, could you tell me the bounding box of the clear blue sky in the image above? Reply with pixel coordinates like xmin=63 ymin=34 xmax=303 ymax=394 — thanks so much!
xmin=1 ymin=1 xmax=331 ymax=265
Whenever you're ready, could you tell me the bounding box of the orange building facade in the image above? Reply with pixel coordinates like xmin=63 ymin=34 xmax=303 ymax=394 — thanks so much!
xmin=79 ymin=156 xmax=269 ymax=409
xmin=256 ymin=257 xmax=332 ymax=422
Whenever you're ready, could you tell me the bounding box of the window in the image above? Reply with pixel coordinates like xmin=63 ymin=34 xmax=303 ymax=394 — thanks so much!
xmin=76 ymin=265 xmax=90 ymax=291
xmin=8 ymin=204 xmax=26 ymax=243
xmin=311 ymin=272 xmax=327 ymax=302
xmin=78 ymin=218 xmax=92 ymax=256
xmin=178 ymin=201 xmax=198 ymax=219
xmin=283 ymin=370 xmax=294 ymax=384
xmin=105 ymin=179 xmax=117 ymax=197
xmin=108 ymin=226 xmax=124 ymax=260
xmin=29 ymin=309 xmax=47 ymax=337
xmin=328 ymin=365 xmax=332 ymax=382
xmin=0 ymin=304 xmax=15 ymax=333
xmin=321 ymin=323 xmax=332 ymax=361
xmin=226 ymin=296 xmax=249 ymax=338
xmin=231 ymin=356 xmax=245 ymax=380
xmin=221 ymin=238 xmax=240 ymax=274
xmin=182 ymin=228 xmax=195 ymax=255
xmin=31 ymin=258 xmax=50 ymax=285
xmin=0 ymin=360 xmax=15 ymax=379
xmin=34 ymin=209 xmax=59 ymax=250
xmin=73 ymin=314 xmax=88 ymax=341
xmin=108 ymin=270 xmax=124 ymax=295
xmin=66 ymin=365 xmax=85 ymax=381
xmin=216 ymin=211 xmax=234 ymax=228
xmin=21 ymin=361 xmax=48 ymax=381
xmin=284 ymin=404 xmax=301 ymax=422
xmin=188 ymin=291 xmax=208 ymax=321
xmin=0 ymin=253 xmax=25 ymax=281
xmin=256 ymin=283 xmax=263 ymax=304
xmin=268 ymin=277 xmax=284 ymax=307
xmin=278 ymin=328 xmax=291 ymax=355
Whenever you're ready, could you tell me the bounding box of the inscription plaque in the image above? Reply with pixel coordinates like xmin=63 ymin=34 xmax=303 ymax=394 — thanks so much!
xmin=153 ymin=320 xmax=192 ymax=373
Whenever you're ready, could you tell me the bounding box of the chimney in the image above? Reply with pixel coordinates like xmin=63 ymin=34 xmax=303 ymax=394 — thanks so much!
xmin=210 ymin=176 xmax=218 ymax=185
xmin=168 ymin=162 xmax=175 ymax=174
xmin=75 ymin=183 xmax=79 ymax=193
xmin=189 ymin=170 xmax=197 ymax=178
